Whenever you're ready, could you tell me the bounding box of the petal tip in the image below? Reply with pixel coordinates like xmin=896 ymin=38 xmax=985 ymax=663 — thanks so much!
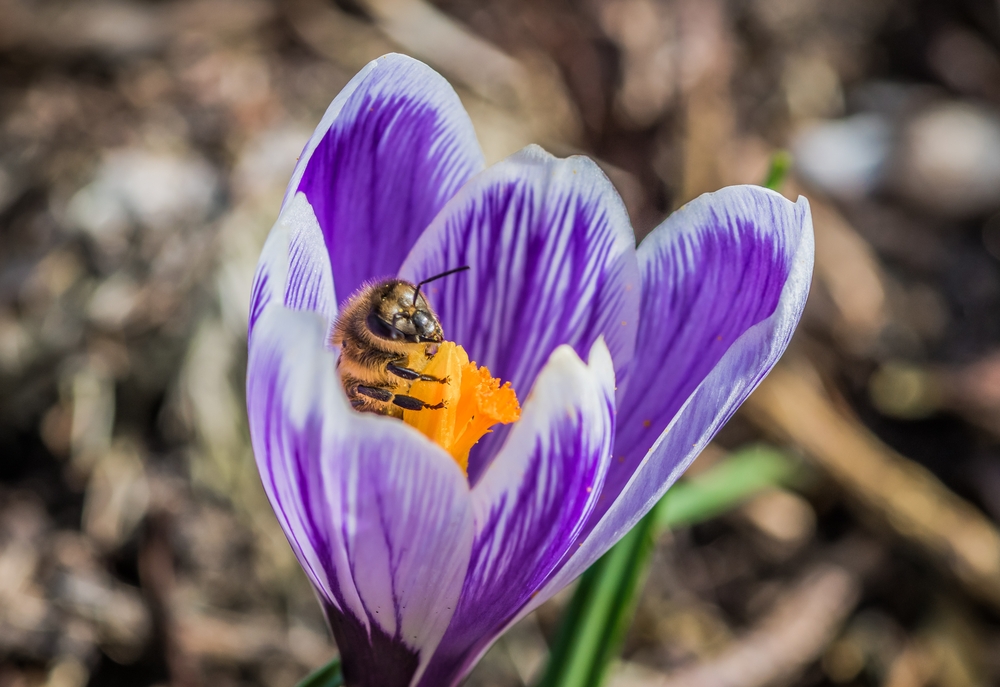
xmin=586 ymin=336 xmax=616 ymax=387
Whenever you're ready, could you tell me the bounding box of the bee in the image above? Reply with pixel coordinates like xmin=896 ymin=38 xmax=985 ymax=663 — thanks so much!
xmin=332 ymin=267 xmax=469 ymax=417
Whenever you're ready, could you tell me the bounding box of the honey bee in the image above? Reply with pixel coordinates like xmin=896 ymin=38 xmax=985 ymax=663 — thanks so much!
xmin=332 ymin=267 xmax=469 ymax=417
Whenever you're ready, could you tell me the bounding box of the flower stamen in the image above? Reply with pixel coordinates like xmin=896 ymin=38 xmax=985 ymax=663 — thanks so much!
xmin=402 ymin=342 xmax=520 ymax=473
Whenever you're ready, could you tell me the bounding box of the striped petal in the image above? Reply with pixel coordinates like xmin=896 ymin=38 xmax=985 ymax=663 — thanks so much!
xmin=419 ymin=340 xmax=616 ymax=687
xmin=249 ymin=192 xmax=336 ymax=339
xmin=247 ymin=306 xmax=474 ymax=687
xmin=293 ymin=53 xmax=485 ymax=306
xmin=399 ymin=145 xmax=639 ymax=481
xmin=529 ymin=185 xmax=814 ymax=610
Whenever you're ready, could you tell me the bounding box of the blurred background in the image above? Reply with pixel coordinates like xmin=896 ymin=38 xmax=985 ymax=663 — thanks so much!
xmin=2 ymin=0 xmax=1000 ymax=685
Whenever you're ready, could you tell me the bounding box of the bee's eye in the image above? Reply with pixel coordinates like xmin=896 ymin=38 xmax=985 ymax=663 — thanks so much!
xmin=366 ymin=311 xmax=403 ymax=340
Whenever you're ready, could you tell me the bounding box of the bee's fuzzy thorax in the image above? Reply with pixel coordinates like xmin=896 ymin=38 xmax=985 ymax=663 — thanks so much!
xmin=332 ymin=279 xmax=443 ymax=417
xmin=332 ymin=288 xmax=414 ymax=356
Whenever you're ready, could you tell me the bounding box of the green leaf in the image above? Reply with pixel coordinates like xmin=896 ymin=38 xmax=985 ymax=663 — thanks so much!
xmin=762 ymin=150 xmax=793 ymax=192
xmin=535 ymin=445 xmax=800 ymax=687
xmin=536 ymin=504 xmax=661 ymax=687
xmin=657 ymin=444 xmax=800 ymax=529
xmin=296 ymin=657 xmax=344 ymax=687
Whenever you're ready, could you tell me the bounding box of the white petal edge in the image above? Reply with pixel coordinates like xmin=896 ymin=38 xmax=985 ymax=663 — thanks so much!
xmin=398 ymin=144 xmax=639 ymax=481
xmin=249 ymin=192 xmax=337 ymax=340
xmin=471 ymin=337 xmax=616 ymax=540
xmin=279 ymin=60 xmax=378 ymax=211
xmin=513 ymin=191 xmax=814 ymax=621
xmin=420 ymin=339 xmax=616 ymax=687
xmin=247 ymin=305 xmax=474 ymax=682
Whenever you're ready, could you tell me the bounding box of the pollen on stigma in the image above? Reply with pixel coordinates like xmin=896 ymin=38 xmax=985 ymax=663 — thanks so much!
xmin=402 ymin=341 xmax=520 ymax=473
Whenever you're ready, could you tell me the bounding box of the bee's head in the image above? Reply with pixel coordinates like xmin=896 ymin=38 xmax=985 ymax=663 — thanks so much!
xmin=367 ymin=280 xmax=443 ymax=344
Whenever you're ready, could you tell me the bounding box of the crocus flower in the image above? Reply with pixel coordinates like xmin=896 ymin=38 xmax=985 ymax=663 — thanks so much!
xmin=247 ymin=54 xmax=813 ymax=687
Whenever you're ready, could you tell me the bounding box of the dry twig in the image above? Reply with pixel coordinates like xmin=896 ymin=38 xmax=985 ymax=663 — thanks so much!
xmin=745 ymin=361 xmax=1000 ymax=611
xmin=610 ymin=562 xmax=862 ymax=687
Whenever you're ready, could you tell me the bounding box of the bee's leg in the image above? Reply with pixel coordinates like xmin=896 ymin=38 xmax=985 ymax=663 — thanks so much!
xmin=391 ymin=394 xmax=446 ymax=412
xmin=347 ymin=389 xmax=396 ymax=416
xmin=387 ymin=361 xmax=449 ymax=384
xmin=355 ymin=385 xmax=445 ymax=411
xmin=355 ymin=385 xmax=394 ymax=403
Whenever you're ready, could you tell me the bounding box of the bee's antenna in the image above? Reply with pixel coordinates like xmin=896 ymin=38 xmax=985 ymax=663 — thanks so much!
xmin=414 ymin=266 xmax=470 ymax=302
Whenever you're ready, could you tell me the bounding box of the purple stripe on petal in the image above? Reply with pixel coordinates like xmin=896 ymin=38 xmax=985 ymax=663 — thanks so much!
xmin=249 ymin=224 xmax=289 ymax=336
xmin=601 ymin=186 xmax=812 ymax=522
xmin=280 ymin=60 xmax=379 ymax=212
xmin=247 ymin=306 xmax=475 ymax=686
xmin=248 ymin=262 xmax=274 ymax=335
xmin=518 ymin=187 xmax=813 ymax=619
xmin=323 ymin=598 xmax=419 ymax=687
xmin=419 ymin=340 xmax=616 ymax=687
xmin=399 ymin=145 xmax=639 ymax=482
xmin=247 ymin=307 xmax=357 ymax=617
xmin=296 ymin=53 xmax=485 ymax=304
xmin=249 ymin=193 xmax=336 ymax=340
xmin=285 ymin=198 xmax=337 ymax=320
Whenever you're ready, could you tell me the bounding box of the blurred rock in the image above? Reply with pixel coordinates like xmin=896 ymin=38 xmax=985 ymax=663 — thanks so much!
xmin=793 ymin=113 xmax=891 ymax=200
xmin=848 ymin=80 xmax=931 ymax=119
xmin=869 ymin=362 xmax=940 ymax=420
xmin=891 ymin=102 xmax=1000 ymax=217
xmin=0 ymin=494 xmax=57 ymax=660
xmin=47 ymin=533 xmax=149 ymax=664
xmin=927 ymin=27 xmax=1000 ymax=104
xmin=821 ymin=636 xmax=866 ymax=683
xmin=0 ymin=0 xmax=274 ymax=56
xmin=795 ymin=98 xmax=1000 ymax=217
xmin=825 ymin=611 xmax=906 ymax=684
xmin=740 ymin=488 xmax=816 ymax=550
xmin=66 ymin=148 xmax=219 ymax=256
xmin=0 ymin=165 xmax=17 ymax=215
xmin=783 ymin=53 xmax=844 ymax=121
xmin=82 ymin=439 xmax=149 ymax=551
xmin=86 ymin=272 xmax=140 ymax=330
xmin=173 ymin=608 xmax=286 ymax=663
xmin=0 ymin=310 xmax=32 ymax=374
xmin=68 ymin=361 xmax=115 ymax=478
xmin=42 ymin=657 xmax=89 ymax=687
xmin=51 ymin=569 xmax=150 ymax=663
xmin=21 ymin=251 xmax=84 ymax=316
xmin=58 ymin=2 xmax=167 ymax=56
xmin=599 ymin=0 xmax=677 ymax=128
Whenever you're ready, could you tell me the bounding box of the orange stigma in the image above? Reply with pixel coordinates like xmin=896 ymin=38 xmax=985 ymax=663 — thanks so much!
xmin=402 ymin=342 xmax=520 ymax=473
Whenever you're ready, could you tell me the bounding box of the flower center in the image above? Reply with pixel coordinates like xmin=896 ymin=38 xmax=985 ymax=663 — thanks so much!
xmin=401 ymin=341 xmax=520 ymax=474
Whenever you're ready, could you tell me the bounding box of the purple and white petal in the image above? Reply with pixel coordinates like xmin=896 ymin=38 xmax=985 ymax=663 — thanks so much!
xmin=279 ymin=59 xmax=378 ymax=211
xmin=295 ymin=53 xmax=485 ymax=305
xmin=525 ymin=186 xmax=813 ymax=612
xmin=399 ymin=144 xmax=639 ymax=480
xmin=601 ymin=186 xmax=812 ymax=521
xmin=247 ymin=306 xmax=475 ymax=687
xmin=419 ymin=340 xmax=617 ymax=687
xmin=249 ymin=193 xmax=336 ymax=339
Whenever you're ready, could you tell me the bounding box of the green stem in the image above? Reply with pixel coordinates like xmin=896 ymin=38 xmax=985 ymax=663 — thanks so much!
xmin=537 ymin=504 xmax=662 ymax=687
xmin=296 ymin=448 xmax=799 ymax=687
xmin=762 ymin=150 xmax=793 ymax=192
xmin=295 ymin=657 xmax=344 ymax=687
xmin=536 ymin=445 xmax=800 ymax=687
